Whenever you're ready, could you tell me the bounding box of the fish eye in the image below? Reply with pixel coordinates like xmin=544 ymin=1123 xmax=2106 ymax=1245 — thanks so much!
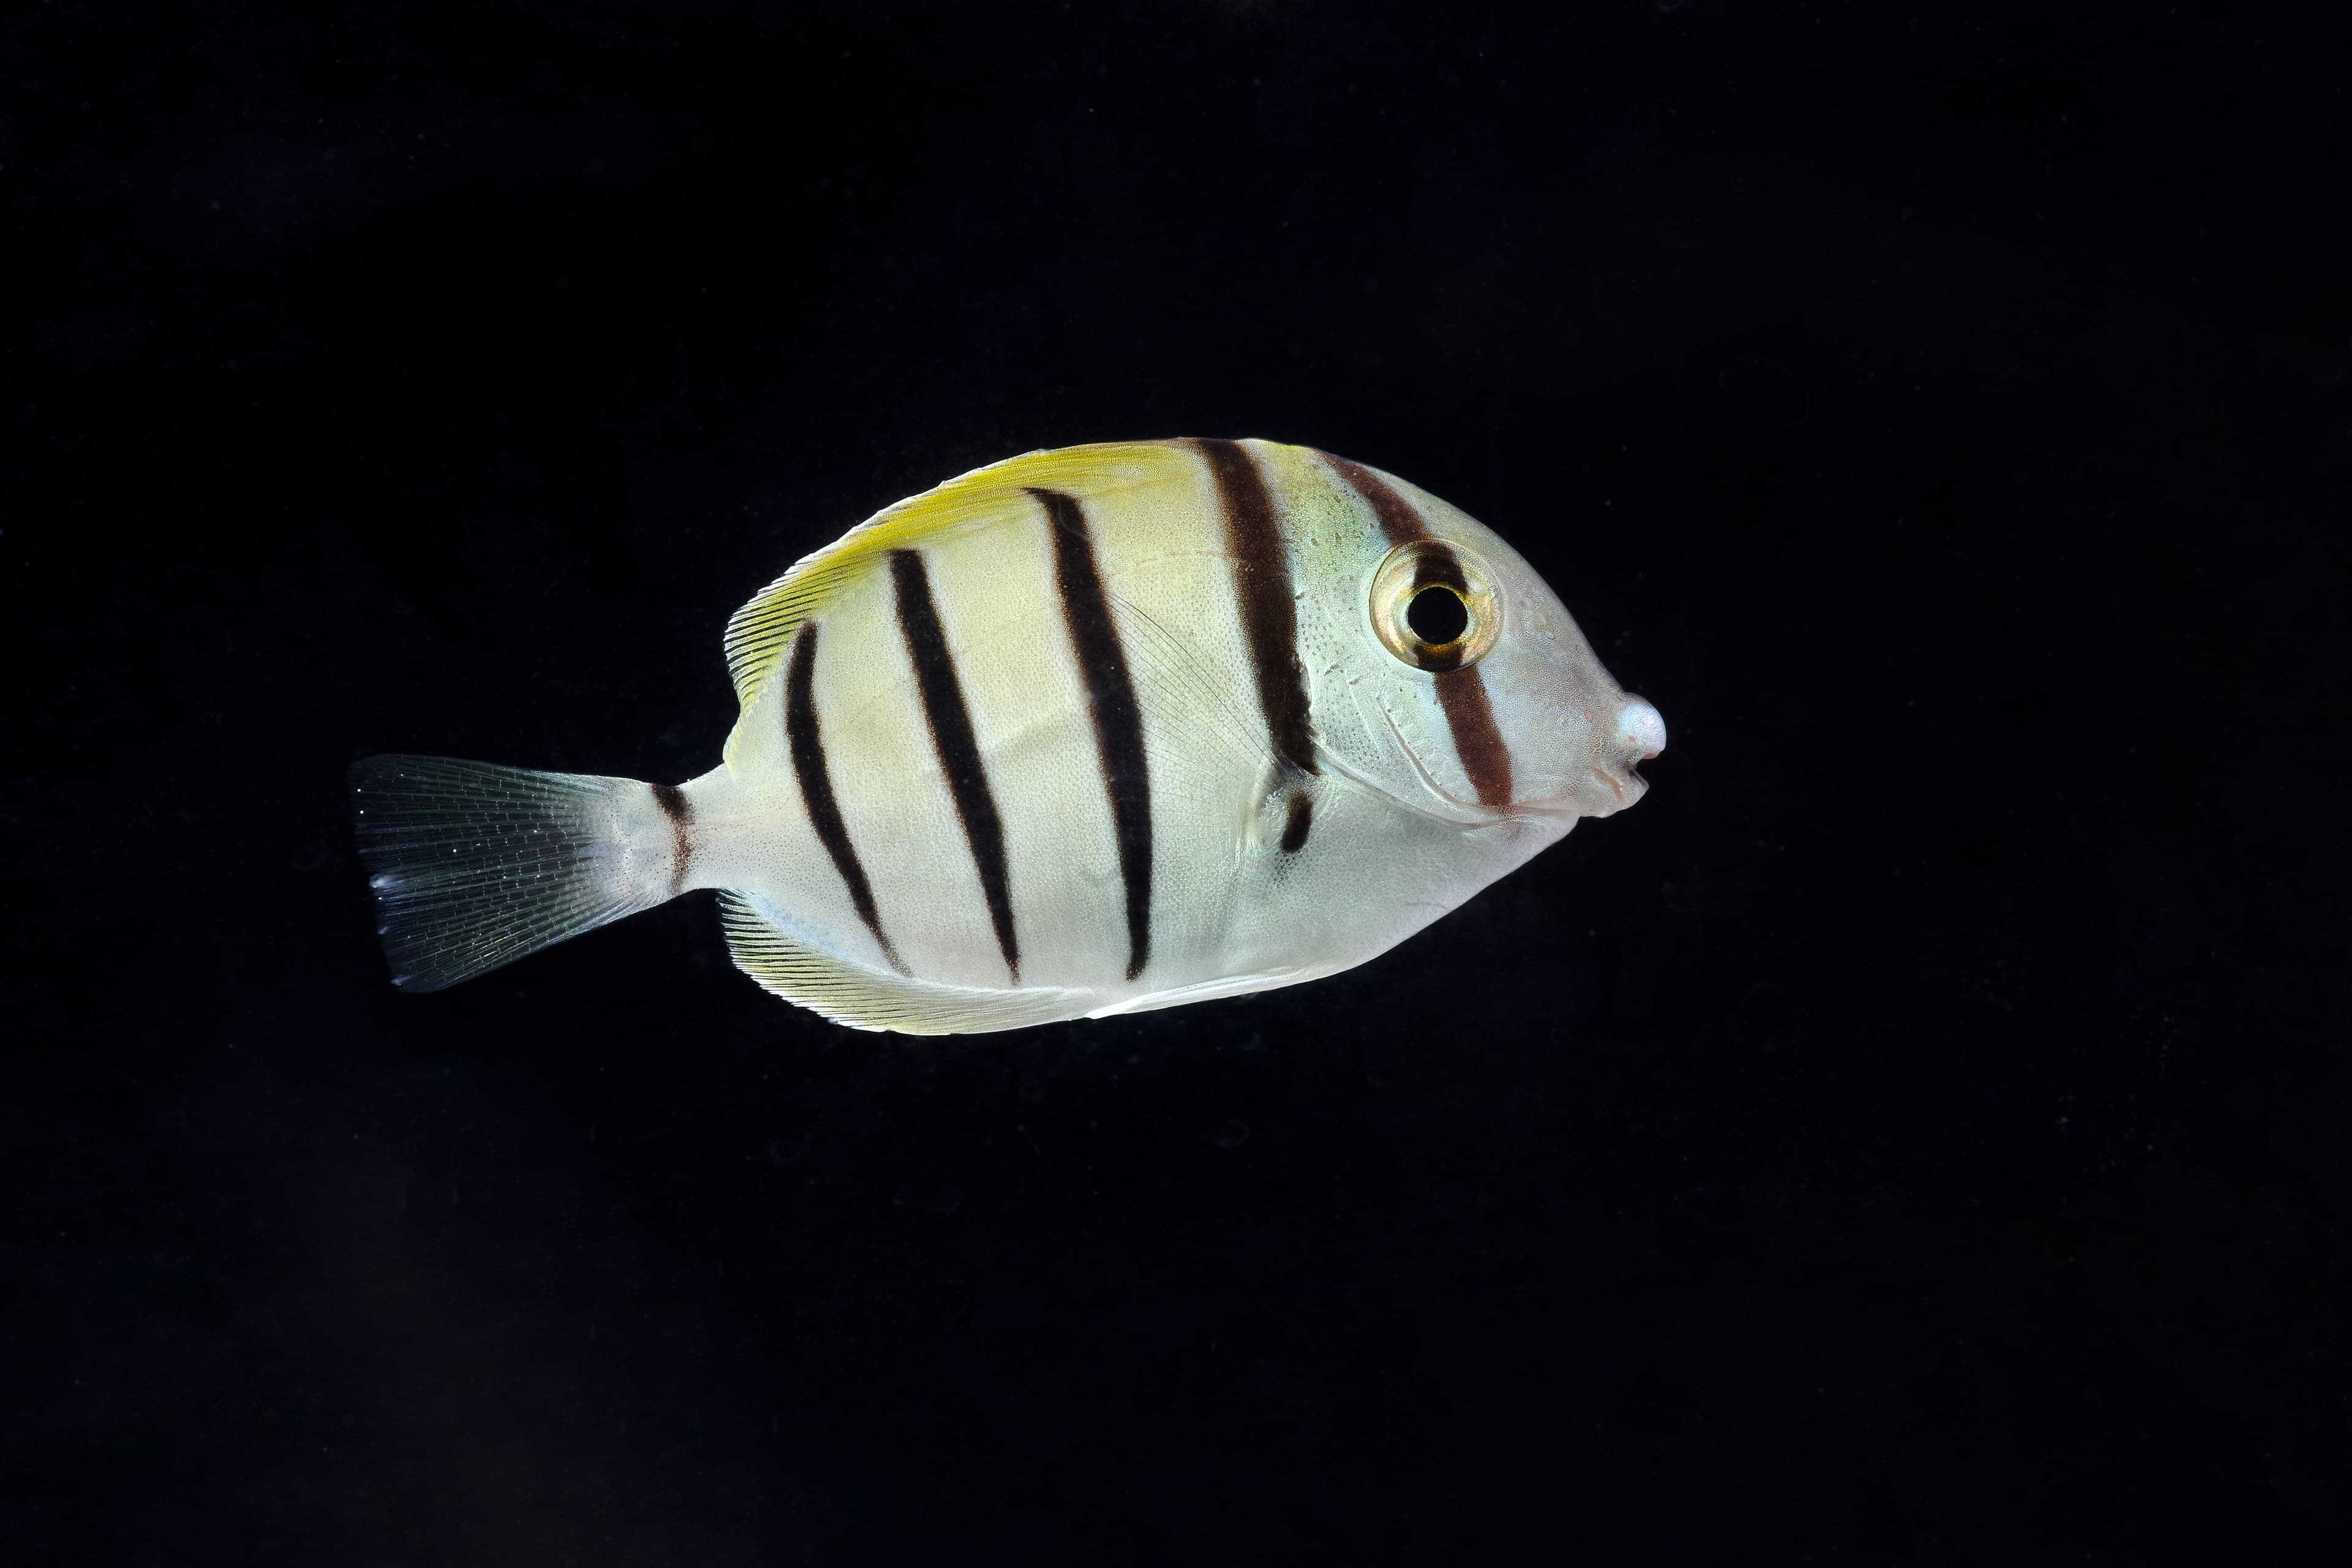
xmin=1370 ymin=540 xmax=1501 ymax=672
xmin=1406 ymin=584 xmax=1469 ymax=646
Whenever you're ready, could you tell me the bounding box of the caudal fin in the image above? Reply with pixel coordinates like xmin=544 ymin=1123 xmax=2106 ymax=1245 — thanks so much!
xmin=350 ymin=755 xmax=686 ymax=991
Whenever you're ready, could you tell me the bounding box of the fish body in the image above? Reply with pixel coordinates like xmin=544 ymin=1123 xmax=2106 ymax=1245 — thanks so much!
xmin=354 ymin=439 xmax=1664 ymax=1033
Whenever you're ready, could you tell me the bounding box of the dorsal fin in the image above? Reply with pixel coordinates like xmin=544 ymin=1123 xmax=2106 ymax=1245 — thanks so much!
xmin=722 ymin=441 xmax=1198 ymax=712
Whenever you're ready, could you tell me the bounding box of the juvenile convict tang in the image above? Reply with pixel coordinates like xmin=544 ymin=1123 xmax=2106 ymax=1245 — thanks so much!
xmin=353 ymin=439 xmax=1665 ymax=1033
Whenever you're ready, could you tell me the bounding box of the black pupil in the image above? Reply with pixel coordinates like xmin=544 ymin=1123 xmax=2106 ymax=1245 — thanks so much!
xmin=1405 ymin=584 xmax=1469 ymax=646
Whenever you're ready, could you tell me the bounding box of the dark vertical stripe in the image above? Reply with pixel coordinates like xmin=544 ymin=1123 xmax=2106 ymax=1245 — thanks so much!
xmin=1319 ymin=450 xmax=1431 ymax=545
xmin=1032 ymin=488 xmax=1153 ymax=981
xmin=785 ymin=623 xmax=904 ymax=972
xmin=890 ymin=549 xmax=1021 ymax=982
xmin=1322 ymin=448 xmax=1517 ymax=810
xmin=1435 ymin=671 xmax=1515 ymax=808
xmin=1280 ymin=793 xmax=1314 ymax=853
xmin=649 ymin=783 xmax=692 ymax=896
xmin=1192 ymin=439 xmax=1317 ymax=777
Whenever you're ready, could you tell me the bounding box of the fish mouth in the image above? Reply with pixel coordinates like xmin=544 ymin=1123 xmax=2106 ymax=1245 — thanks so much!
xmin=1584 ymin=697 xmax=1665 ymax=817
xmin=1578 ymin=762 xmax=1649 ymax=818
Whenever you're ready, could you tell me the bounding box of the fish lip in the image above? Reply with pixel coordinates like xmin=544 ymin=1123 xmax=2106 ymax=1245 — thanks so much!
xmin=1578 ymin=764 xmax=1648 ymax=818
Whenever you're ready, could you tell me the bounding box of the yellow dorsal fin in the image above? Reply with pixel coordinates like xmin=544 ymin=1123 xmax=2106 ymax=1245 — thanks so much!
xmin=722 ymin=440 xmax=1199 ymax=711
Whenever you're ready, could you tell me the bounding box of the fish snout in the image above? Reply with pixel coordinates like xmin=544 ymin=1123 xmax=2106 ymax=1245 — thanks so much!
xmin=1585 ymin=695 xmax=1666 ymax=816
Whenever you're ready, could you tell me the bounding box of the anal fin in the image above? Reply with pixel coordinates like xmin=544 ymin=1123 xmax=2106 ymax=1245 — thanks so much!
xmin=718 ymin=892 xmax=1096 ymax=1035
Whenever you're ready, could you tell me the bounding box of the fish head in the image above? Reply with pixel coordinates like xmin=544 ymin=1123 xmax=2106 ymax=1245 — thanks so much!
xmin=1324 ymin=477 xmax=1664 ymax=829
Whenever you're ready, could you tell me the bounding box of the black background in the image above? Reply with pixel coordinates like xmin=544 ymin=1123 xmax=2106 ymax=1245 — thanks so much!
xmin=9 ymin=1 xmax=2348 ymax=1562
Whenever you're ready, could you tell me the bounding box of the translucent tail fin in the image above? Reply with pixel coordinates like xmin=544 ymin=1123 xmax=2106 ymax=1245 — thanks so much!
xmin=350 ymin=755 xmax=685 ymax=991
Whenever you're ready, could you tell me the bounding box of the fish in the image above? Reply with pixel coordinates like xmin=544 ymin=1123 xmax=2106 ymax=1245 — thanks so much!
xmin=352 ymin=438 xmax=1666 ymax=1033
